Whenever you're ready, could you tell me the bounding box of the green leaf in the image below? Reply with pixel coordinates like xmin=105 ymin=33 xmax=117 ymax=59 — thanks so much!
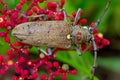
xmin=98 ymin=57 xmax=120 ymax=73
xmin=0 ymin=38 xmax=9 ymax=55
xmin=4 ymin=0 xmax=18 ymax=9
xmin=56 ymin=51 xmax=99 ymax=80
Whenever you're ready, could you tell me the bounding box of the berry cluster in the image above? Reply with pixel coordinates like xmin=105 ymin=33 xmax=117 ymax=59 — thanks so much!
xmin=0 ymin=0 xmax=109 ymax=80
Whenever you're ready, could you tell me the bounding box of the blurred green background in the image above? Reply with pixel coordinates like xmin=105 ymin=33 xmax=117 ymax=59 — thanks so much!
xmin=0 ymin=0 xmax=120 ymax=80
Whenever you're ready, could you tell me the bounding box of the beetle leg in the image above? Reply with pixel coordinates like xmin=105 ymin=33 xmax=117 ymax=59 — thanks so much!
xmin=38 ymin=47 xmax=52 ymax=56
xmin=76 ymin=47 xmax=82 ymax=55
xmin=26 ymin=14 xmax=46 ymax=20
xmin=19 ymin=12 xmax=46 ymax=20
xmin=47 ymin=47 xmax=52 ymax=56
xmin=91 ymin=35 xmax=98 ymax=80
xmin=71 ymin=36 xmax=82 ymax=55
xmin=62 ymin=8 xmax=68 ymax=23
xmin=73 ymin=8 xmax=82 ymax=26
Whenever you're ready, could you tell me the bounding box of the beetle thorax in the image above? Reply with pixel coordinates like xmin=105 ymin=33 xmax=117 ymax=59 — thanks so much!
xmin=71 ymin=25 xmax=92 ymax=44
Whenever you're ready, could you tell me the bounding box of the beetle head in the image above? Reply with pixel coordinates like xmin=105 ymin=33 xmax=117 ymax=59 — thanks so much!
xmin=71 ymin=26 xmax=92 ymax=44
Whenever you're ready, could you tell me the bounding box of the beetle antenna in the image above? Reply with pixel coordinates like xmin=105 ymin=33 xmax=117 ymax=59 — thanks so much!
xmin=62 ymin=8 xmax=69 ymax=23
xmin=90 ymin=0 xmax=111 ymax=31
xmin=91 ymin=35 xmax=98 ymax=80
xmin=73 ymin=8 xmax=82 ymax=26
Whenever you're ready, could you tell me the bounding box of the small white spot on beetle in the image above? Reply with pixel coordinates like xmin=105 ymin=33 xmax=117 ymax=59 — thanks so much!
xmin=37 ymin=40 xmax=41 ymax=43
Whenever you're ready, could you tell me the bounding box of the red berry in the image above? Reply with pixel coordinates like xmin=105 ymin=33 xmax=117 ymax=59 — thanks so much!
xmin=41 ymin=74 xmax=47 ymax=80
xmin=70 ymin=70 xmax=77 ymax=75
xmin=13 ymin=42 xmax=21 ymax=46
xmin=29 ymin=73 xmax=38 ymax=79
xmin=22 ymin=70 xmax=28 ymax=78
xmin=22 ymin=18 xmax=28 ymax=22
xmin=0 ymin=69 xmax=6 ymax=75
xmin=103 ymin=39 xmax=110 ymax=46
xmin=20 ymin=0 xmax=25 ymax=5
xmin=7 ymin=49 xmax=14 ymax=59
xmin=32 ymin=7 xmax=37 ymax=13
xmin=62 ymin=73 xmax=66 ymax=80
xmin=16 ymin=4 xmax=22 ymax=10
xmin=80 ymin=18 xmax=87 ymax=25
xmin=21 ymin=49 xmax=29 ymax=55
xmin=48 ymin=62 xmax=53 ymax=68
xmin=53 ymin=61 xmax=59 ymax=68
xmin=12 ymin=11 xmax=18 ymax=19
xmin=12 ymin=76 xmax=18 ymax=80
xmin=90 ymin=22 xmax=95 ymax=27
xmin=72 ymin=12 xmax=76 ymax=17
xmin=4 ymin=36 xmax=10 ymax=43
xmin=0 ymin=32 xmax=6 ymax=37
xmin=15 ymin=66 xmax=21 ymax=74
xmin=54 ymin=71 xmax=60 ymax=76
xmin=27 ymin=11 xmax=33 ymax=16
xmin=47 ymin=2 xmax=58 ymax=12
xmin=60 ymin=0 xmax=66 ymax=8
xmin=0 ymin=56 xmax=4 ymax=64
xmin=18 ymin=57 xmax=25 ymax=63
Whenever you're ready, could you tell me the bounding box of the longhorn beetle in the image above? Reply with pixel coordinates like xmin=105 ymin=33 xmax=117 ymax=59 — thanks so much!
xmin=12 ymin=0 xmax=111 ymax=80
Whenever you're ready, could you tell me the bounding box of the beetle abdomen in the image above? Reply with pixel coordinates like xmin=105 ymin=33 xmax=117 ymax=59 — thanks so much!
xmin=12 ymin=21 xmax=72 ymax=49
